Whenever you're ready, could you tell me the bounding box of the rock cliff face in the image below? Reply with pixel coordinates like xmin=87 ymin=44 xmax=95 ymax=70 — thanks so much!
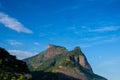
xmin=24 ymin=44 xmax=107 ymax=80
xmin=71 ymin=47 xmax=93 ymax=73
xmin=42 ymin=44 xmax=67 ymax=60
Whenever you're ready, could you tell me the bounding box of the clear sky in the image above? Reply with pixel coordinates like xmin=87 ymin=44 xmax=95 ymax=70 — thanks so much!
xmin=0 ymin=0 xmax=120 ymax=80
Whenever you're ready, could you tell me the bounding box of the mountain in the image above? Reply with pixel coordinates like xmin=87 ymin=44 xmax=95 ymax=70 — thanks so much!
xmin=24 ymin=44 xmax=107 ymax=80
xmin=0 ymin=48 xmax=32 ymax=80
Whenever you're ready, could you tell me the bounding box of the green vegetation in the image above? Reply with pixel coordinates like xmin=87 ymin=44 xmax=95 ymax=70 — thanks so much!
xmin=35 ymin=53 xmax=66 ymax=71
xmin=0 ymin=48 xmax=32 ymax=80
xmin=31 ymin=50 xmax=81 ymax=72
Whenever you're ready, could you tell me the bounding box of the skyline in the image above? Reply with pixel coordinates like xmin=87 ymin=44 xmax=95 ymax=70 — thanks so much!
xmin=0 ymin=0 xmax=120 ymax=80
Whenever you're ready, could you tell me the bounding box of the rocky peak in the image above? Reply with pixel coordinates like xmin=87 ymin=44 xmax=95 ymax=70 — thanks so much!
xmin=46 ymin=44 xmax=55 ymax=49
xmin=70 ymin=47 xmax=93 ymax=73
xmin=73 ymin=46 xmax=83 ymax=54
xmin=38 ymin=44 xmax=67 ymax=60
xmin=73 ymin=46 xmax=81 ymax=51
xmin=46 ymin=44 xmax=67 ymax=50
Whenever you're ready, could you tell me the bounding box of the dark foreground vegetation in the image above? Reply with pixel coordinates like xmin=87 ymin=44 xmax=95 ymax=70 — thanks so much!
xmin=0 ymin=48 xmax=32 ymax=80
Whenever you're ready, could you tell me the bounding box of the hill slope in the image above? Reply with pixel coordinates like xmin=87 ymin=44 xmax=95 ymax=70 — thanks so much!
xmin=0 ymin=48 xmax=32 ymax=80
xmin=24 ymin=44 xmax=107 ymax=80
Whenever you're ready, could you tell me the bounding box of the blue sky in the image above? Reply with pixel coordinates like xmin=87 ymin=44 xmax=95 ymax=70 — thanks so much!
xmin=0 ymin=0 xmax=120 ymax=80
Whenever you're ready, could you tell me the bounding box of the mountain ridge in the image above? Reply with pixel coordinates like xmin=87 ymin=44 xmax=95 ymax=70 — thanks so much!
xmin=24 ymin=44 xmax=107 ymax=80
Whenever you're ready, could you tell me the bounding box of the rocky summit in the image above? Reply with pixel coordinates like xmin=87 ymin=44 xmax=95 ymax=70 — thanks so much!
xmin=24 ymin=44 xmax=107 ymax=80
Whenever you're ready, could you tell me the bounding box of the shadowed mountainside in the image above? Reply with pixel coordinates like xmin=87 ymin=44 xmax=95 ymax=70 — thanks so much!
xmin=32 ymin=71 xmax=80 ymax=80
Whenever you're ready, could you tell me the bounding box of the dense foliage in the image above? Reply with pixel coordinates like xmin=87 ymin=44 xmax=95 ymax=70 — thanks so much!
xmin=0 ymin=48 xmax=32 ymax=80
